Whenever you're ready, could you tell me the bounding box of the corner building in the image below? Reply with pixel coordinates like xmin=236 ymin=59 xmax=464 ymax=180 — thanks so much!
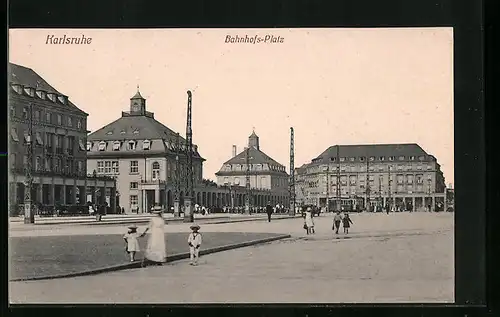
xmin=295 ymin=144 xmax=447 ymax=212
xmin=87 ymin=89 xmax=207 ymax=213
xmin=8 ymin=63 xmax=116 ymax=215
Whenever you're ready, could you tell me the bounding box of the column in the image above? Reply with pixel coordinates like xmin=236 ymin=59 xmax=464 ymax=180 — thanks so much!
xmin=62 ymin=185 xmax=67 ymax=205
xmin=38 ymin=182 xmax=43 ymax=205
xmin=111 ymin=187 xmax=116 ymax=213
xmin=72 ymin=183 xmax=77 ymax=205
xmin=431 ymin=196 xmax=435 ymax=212
xmin=50 ymin=184 xmax=55 ymax=205
xmin=412 ymin=196 xmax=416 ymax=212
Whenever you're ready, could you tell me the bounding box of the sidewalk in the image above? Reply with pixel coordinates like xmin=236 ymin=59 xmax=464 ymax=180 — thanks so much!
xmin=9 ymin=214 xmax=454 ymax=303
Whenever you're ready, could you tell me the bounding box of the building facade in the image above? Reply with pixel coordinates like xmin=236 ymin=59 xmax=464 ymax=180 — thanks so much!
xmin=215 ymin=131 xmax=290 ymax=207
xmin=294 ymin=144 xmax=447 ymax=212
xmin=8 ymin=63 xmax=116 ymax=215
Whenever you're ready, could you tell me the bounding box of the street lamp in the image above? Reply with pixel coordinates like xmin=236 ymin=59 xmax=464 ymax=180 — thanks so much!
xmin=324 ymin=166 xmax=330 ymax=212
xmin=224 ymin=182 xmax=234 ymax=211
xmin=388 ymin=165 xmax=393 ymax=211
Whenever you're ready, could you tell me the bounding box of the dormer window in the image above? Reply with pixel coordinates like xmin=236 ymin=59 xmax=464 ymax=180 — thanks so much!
xmin=47 ymin=93 xmax=56 ymax=102
xmin=112 ymin=141 xmax=121 ymax=151
xmin=349 ymin=157 xmax=355 ymax=162
xmin=379 ymin=156 xmax=385 ymax=161
xmin=360 ymin=157 xmax=365 ymax=162
xmin=24 ymin=87 xmax=35 ymax=97
xmin=419 ymin=156 xmax=425 ymax=161
xmin=389 ymin=156 xmax=395 ymax=161
xmin=133 ymin=129 xmax=139 ymax=134
xmin=339 ymin=157 xmax=345 ymax=162
xmin=120 ymin=130 xmax=126 ymax=135
xmin=98 ymin=141 xmax=107 ymax=151
xmin=106 ymin=131 xmax=113 ymax=135
xmin=58 ymin=95 xmax=67 ymax=104
xmin=128 ymin=141 xmax=137 ymax=150
xmin=409 ymin=156 xmax=415 ymax=161
xmin=11 ymin=84 xmax=22 ymax=94
xmin=143 ymin=140 xmax=151 ymax=150
xmin=36 ymin=90 xmax=46 ymax=99
xmin=369 ymin=156 xmax=375 ymax=161
xmin=398 ymin=156 xmax=405 ymax=161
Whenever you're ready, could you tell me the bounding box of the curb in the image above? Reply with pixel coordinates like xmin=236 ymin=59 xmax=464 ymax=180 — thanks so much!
xmin=9 ymin=234 xmax=291 ymax=282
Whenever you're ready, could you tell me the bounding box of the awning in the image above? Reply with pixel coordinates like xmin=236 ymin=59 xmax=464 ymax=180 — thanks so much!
xmin=11 ymin=128 xmax=19 ymax=142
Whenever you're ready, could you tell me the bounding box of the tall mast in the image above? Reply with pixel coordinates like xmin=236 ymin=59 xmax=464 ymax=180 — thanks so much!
xmin=289 ymin=127 xmax=295 ymax=216
xmin=183 ymin=90 xmax=194 ymax=222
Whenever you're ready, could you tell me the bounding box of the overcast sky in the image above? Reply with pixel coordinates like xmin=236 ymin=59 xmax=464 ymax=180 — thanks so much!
xmin=9 ymin=28 xmax=454 ymax=185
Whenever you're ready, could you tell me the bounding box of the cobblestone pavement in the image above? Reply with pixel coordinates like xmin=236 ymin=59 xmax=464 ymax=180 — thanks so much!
xmin=9 ymin=213 xmax=453 ymax=303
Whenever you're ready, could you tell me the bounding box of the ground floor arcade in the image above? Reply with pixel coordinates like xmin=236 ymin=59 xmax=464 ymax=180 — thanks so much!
xmin=9 ymin=174 xmax=117 ymax=215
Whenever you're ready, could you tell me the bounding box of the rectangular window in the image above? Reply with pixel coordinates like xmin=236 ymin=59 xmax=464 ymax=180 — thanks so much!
xmin=46 ymin=112 xmax=51 ymax=123
xmin=104 ymin=161 xmax=111 ymax=174
xmin=67 ymin=117 xmax=72 ymax=127
xmin=57 ymin=114 xmax=62 ymax=125
xmin=97 ymin=161 xmax=104 ymax=174
xmin=130 ymin=195 xmax=138 ymax=206
xmin=130 ymin=182 xmax=139 ymax=189
xmin=35 ymin=132 xmax=43 ymax=145
xmin=113 ymin=142 xmax=121 ymax=151
xmin=11 ymin=128 xmax=19 ymax=142
xmin=45 ymin=157 xmax=52 ymax=171
xmin=397 ymin=174 xmax=404 ymax=184
xmin=112 ymin=161 xmax=119 ymax=174
xmin=34 ymin=110 xmax=40 ymax=121
xmin=23 ymin=108 xmax=28 ymax=119
xmin=130 ymin=161 xmax=139 ymax=174
xmin=407 ymin=175 xmax=414 ymax=184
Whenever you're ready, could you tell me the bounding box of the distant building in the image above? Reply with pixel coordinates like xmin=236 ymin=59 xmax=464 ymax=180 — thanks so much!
xmin=8 ymin=63 xmax=116 ymax=215
xmin=215 ymin=131 xmax=290 ymax=207
xmin=295 ymin=144 xmax=447 ymax=212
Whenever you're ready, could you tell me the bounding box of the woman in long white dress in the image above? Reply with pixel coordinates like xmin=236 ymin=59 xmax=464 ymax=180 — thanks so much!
xmin=305 ymin=207 xmax=315 ymax=234
xmin=141 ymin=208 xmax=167 ymax=265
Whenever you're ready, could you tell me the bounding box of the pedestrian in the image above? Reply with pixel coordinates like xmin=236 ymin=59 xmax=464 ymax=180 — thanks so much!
xmin=188 ymin=224 xmax=202 ymax=265
xmin=342 ymin=213 xmax=353 ymax=234
xmin=266 ymin=202 xmax=273 ymax=222
xmin=123 ymin=224 xmax=142 ymax=262
xmin=333 ymin=211 xmax=342 ymax=235
xmin=305 ymin=207 xmax=315 ymax=234
xmin=141 ymin=207 xmax=167 ymax=265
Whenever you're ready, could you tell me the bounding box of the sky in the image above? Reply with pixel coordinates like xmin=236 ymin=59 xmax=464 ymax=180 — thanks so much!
xmin=9 ymin=28 xmax=454 ymax=185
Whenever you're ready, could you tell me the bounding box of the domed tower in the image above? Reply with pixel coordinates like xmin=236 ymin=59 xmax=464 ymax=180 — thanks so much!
xmin=130 ymin=85 xmax=146 ymax=115
xmin=248 ymin=129 xmax=260 ymax=150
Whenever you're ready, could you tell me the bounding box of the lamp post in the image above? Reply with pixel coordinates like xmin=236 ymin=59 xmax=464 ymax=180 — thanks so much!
xmin=335 ymin=145 xmax=340 ymax=211
xmin=388 ymin=165 xmax=393 ymax=211
xmin=224 ymin=182 xmax=234 ymax=211
xmin=241 ymin=148 xmax=253 ymax=214
xmin=324 ymin=166 xmax=330 ymax=212
xmin=24 ymin=103 xmax=35 ymax=224
xmin=183 ymin=90 xmax=194 ymax=223
xmin=427 ymin=178 xmax=432 ymax=212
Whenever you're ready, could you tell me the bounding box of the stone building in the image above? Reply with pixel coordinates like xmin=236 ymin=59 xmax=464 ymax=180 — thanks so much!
xmin=215 ymin=131 xmax=290 ymax=207
xmin=87 ymin=88 xmax=273 ymax=213
xmin=8 ymin=63 xmax=116 ymax=215
xmin=295 ymin=144 xmax=447 ymax=212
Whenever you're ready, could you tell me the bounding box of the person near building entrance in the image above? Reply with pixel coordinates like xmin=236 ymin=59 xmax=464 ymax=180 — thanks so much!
xmin=141 ymin=208 xmax=167 ymax=265
xmin=333 ymin=211 xmax=343 ymax=234
xmin=266 ymin=202 xmax=273 ymax=222
xmin=188 ymin=224 xmax=202 ymax=265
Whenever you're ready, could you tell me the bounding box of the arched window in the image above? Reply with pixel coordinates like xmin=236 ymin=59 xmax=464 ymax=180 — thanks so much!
xmin=152 ymin=161 xmax=160 ymax=180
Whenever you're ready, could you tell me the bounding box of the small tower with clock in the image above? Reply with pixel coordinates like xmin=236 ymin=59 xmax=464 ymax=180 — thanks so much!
xmin=130 ymin=85 xmax=146 ymax=115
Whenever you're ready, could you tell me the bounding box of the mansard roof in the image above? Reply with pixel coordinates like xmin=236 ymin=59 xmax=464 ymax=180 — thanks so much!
xmin=9 ymin=62 xmax=88 ymax=115
xmin=310 ymin=143 xmax=434 ymax=164
xmin=223 ymin=146 xmax=285 ymax=168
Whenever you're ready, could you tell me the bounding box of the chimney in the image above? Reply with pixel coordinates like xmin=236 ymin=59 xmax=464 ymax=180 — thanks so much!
xmin=232 ymin=145 xmax=237 ymax=157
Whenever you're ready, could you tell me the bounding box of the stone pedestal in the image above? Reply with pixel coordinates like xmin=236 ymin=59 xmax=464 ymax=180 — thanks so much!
xmin=173 ymin=199 xmax=180 ymax=217
xmin=24 ymin=200 xmax=35 ymax=224
xmin=183 ymin=196 xmax=194 ymax=222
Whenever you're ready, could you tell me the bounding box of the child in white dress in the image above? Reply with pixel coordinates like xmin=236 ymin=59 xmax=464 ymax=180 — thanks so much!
xmin=188 ymin=224 xmax=202 ymax=265
xmin=123 ymin=224 xmax=141 ymax=262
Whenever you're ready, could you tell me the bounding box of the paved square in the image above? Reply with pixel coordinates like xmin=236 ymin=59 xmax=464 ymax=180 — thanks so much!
xmin=9 ymin=213 xmax=454 ymax=303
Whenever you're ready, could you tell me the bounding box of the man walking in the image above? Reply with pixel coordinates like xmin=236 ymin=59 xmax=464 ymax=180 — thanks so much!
xmin=266 ymin=202 xmax=273 ymax=222
xmin=333 ymin=211 xmax=342 ymax=234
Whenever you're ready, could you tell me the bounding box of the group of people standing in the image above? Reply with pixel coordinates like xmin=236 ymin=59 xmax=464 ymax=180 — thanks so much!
xmin=301 ymin=206 xmax=354 ymax=236
xmin=122 ymin=208 xmax=203 ymax=266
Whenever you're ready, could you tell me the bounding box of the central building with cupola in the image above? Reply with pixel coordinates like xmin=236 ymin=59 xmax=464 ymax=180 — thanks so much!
xmin=86 ymin=89 xmax=206 ymax=213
